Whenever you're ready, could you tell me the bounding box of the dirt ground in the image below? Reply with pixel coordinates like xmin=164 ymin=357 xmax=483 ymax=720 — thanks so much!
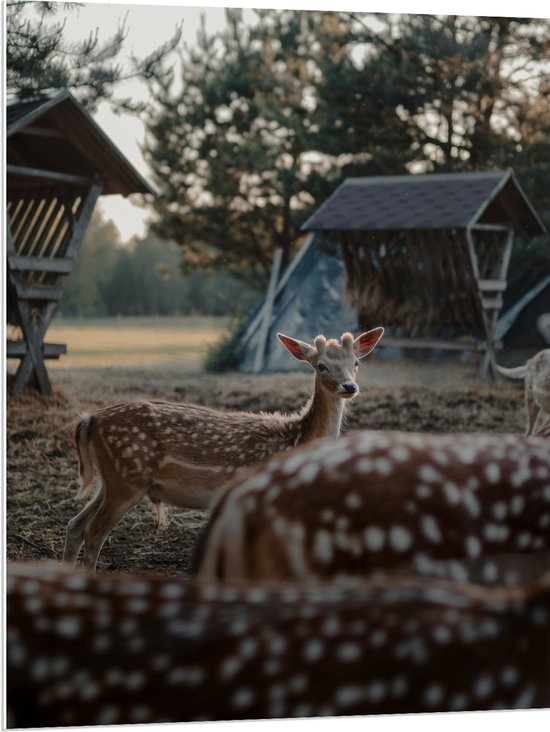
xmin=6 ymin=357 xmax=527 ymax=577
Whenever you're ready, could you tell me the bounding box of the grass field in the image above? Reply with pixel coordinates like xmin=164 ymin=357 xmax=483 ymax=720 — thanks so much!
xmin=44 ymin=315 xmax=231 ymax=368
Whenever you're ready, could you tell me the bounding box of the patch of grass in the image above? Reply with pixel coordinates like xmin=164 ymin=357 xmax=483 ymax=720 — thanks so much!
xmin=46 ymin=315 xmax=230 ymax=369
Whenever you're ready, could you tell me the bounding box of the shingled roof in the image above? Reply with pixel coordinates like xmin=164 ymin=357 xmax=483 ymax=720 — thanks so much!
xmin=302 ymin=171 xmax=545 ymax=236
xmin=7 ymin=90 xmax=154 ymax=196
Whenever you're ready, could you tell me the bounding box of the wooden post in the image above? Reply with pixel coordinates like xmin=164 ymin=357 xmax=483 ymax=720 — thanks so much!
xmin=253 ymin=248 xmax=284 ymax=373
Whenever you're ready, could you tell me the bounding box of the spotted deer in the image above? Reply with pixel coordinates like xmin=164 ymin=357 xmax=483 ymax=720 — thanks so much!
xmin=496 ymin=349 xmax=550 ymax=435
xmin=193 ymin=430 xmax=550 ymax=582
xmin=63 ymin=328 xmax=384 ymax=570
xmin=6 ymin=559 xmax=550 ymax=726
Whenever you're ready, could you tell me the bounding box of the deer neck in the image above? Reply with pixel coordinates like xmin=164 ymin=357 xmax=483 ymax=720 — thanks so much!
xmin=297 ymin=380 xmax=347 ymax=442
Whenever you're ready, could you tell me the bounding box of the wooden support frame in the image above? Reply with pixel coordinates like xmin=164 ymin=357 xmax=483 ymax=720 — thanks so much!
xmin=336 ymin=225 xmax=514 ymax=382
xmin=7 ymin=180 xmax=103 ymax=394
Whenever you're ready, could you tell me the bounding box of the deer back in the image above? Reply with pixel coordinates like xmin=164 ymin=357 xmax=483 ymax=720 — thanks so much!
xmin=193 ymin=430 xmax=550 ymax=582
xmin=7 ymin=560 xmax=550 ymax=726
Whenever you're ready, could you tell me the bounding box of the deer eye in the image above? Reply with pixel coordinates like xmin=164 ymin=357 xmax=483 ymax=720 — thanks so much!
xmin=354 ymin=360 xmax=360 ymax=368
xmin=317 ymin=362 xmax=329 ymax=373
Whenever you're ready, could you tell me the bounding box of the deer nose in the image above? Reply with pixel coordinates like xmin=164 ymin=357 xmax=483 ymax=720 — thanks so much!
xmin=342 ymin=382 xmax=358 ymax=395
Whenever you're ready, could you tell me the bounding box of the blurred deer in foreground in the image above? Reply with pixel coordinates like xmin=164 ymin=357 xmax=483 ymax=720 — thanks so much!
xmin=7 ymin=559 xmax=550 ymax=726
xmin=63 ymin=328 xmax=384 ymax=571
xmin=496 ymin=349 xmax=550 ymax=435
xmin=193 ymin=430 xmax=550 ymax=582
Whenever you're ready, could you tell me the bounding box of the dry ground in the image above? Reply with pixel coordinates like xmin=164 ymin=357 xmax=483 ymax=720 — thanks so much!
xmin=6 ymin=357 xmax=526 ymax=577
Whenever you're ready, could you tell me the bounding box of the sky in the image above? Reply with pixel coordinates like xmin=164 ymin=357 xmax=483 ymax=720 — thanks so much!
xmin=44 ymin=0 xmax=549 ymax=242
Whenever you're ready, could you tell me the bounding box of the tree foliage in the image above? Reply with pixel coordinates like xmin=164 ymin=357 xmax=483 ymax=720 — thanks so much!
xmin=6 ymin=0 xmax=180 ymax=112
xmin=60 ymin=210 xmax=260 ymax=317
xmin=145 ymin=10 xmax=549 ymax=287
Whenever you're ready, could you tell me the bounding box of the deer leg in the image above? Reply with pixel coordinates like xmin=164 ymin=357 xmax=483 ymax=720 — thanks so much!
xmin=63 ymin=489 xmax=104 ymax=565
xmin=82 ymin=484 xmax=146 ymax=572
xmin=525 ymin=389 xmax=540 ymax=436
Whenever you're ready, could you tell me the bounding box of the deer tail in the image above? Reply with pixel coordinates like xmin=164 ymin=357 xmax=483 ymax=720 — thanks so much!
xmin=496 ymin=363 xmax=528 ymax=380
xmin=74 ymin=416 xmax=95 ymax=499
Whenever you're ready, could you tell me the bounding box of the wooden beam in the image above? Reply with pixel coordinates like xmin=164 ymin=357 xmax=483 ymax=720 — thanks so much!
xmin=64 ymin=182 xmax=103 ymax=259
xmin=470 ymin=223 xmax=509 ymax=232
xmin=253 ymin=247 xmax=283 ymax=373
xmin=379 ymin=336 xmax=501 ymax=352
xmin=7 ymin=164 xmax=97 ymax=188
xmin=8 ymin=255 xmax=76 ymax=274
xmin=478 ymin=279 xmax=507 ymax=292
xmin=7 ymin=341 xmax=67 ymax=358
xmin=13 ymin=283 xmax=64 ymax=301
xmin=13 ymin=127 xmax=65 ymax=139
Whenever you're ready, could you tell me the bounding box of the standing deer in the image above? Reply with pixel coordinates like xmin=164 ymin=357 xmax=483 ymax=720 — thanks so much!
xmin=496 ymin=349 xmax=550 ymax=435
xmin=7 ymin=560 xmax=550 ymax=726
xmin=193 ymin=430 xmax=550 ymax=582
xmin=63 ymin=328 xmax=384 ymax=570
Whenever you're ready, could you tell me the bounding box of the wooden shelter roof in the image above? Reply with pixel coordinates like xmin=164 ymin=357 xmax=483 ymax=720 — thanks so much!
xmin=302 ymin=171 xmax=545 ymax=236
xmin=7 ymin=90 xmax=154 ymax=196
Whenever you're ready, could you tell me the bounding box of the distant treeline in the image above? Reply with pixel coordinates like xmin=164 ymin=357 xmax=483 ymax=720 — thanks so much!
xmin=60 ymin=211 xmax=261 ymax=318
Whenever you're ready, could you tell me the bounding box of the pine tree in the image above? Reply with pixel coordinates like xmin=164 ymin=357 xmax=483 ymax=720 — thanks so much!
xmin=6 ymin=1 xmax=180 ymax=112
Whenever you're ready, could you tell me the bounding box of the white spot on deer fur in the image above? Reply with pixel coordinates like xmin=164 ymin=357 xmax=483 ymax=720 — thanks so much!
xmin=371 ymin=629 xmax=387 ymax=647
xmin=391 ymin=676 xmax=409 ymax=698
xmin=511 ymin=495 xmax=524 ymax=515
xmin=335 ymin=685 xmax=364 ymax=707
xmin=220 ymin=656 xmax=242 ymax=680
xmin=321 ymin=509 xmax=334 ymax=523
xmin=389 ymin=525 xmax=412 ymax=552
xmin=449 ymin=693 xmax=469 ymax=711
xmin=514 ymin=684 xmax=536 ymax=708
xmin=483 ymin=523 xmax=509 ymax=542
xmin=466 ymin=535 xmax=482 ymax=558
xmin=375 ymin=458 xmax=393 ymax=476
xmin=492 ymin=501 xmax=508 ymax=521
xmin=424 ymin=683 xmax=444 ymax=707
xmin=485 ymin=463 xmax=501 ymax=483
xmin=55 ymin=615 xmax=81 ymax=638
xmin=95 ymin=705 xmax=120 ymax=725
xmin=443 ymin=481 xmax=461 ymax=505
xmin=544 ymin=486 xmax=550 ymax=501
xmin=418 ymin=464 xmax=442 ymax=483
xmin=462 ymin=490 xmax=480 ymax=517
xmin=363 ymin=526 xmax=385 ymax=551
xmin=303 ymin=638 xmax=324 ymax=662
xmin=483 ymin=561 xmax=499 ymax=583
xmin=433 ymin=624 xmax=452 ymax=644
xmin=337 ymin=642 xmax=361 ymax=662
xmin=314 ymin=530 xmax=333 ymax=563
xmin=346 ymin=492 xmax=361 ymax=509
xmin=516 ymin=532 xmax=532 ymax=549
xmin=390 ymin=445 xmax=411 ymax=462
xmin=416 ymin=484 xmax=432 ymax=499
xmin=421 ymin=515 xmax=442 ymax=543
xmin=501 ymin=666 xmax=519 ymax=686
xmin=322 ymin=616 xmax=341 ymax=636
xmin=474 ymin=674 xmax=494 ymax=699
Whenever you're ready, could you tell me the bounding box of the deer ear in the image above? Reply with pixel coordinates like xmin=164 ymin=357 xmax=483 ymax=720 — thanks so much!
xmin=277 ymin=333 xmax=315 ymax=362
xmin=353 ymin=327 xmax=384 ymax=359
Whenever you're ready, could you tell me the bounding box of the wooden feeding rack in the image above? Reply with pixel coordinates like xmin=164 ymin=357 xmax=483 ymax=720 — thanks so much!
xmin=6 ymin=91 xmax=154 ymax=394
xmin=302 ymin=171 xmax=546 ymax=380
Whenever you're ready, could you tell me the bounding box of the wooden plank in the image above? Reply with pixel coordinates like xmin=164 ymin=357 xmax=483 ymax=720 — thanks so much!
xmin=13 ymin=283 xmax=64 ymax=301
xmin=478 ymin=279 xmax=507 ymax=292
xmin=9 ymin=301 xmax=54 ymax=395
xmin=253 ymin=248 xmax=283 ymax=373
xmin=7 ymin=164 xmax=97 ymax=188
xmin=481 ymin=296 xmax=503 ymax=310
xmin=7 ymin=255 xmax=76 ymax=274
xmin=380 ymin=336 xmax=500 ymax=352
xmin=64 ymin=183 xmax=102 ymax=259
xmin=7 ymin=341 xmax=67 ymax=358
xmin=15 ymin=127 xmax=65 ymax=139
xmin=470 ymin=223 xmax=509 ymax=232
